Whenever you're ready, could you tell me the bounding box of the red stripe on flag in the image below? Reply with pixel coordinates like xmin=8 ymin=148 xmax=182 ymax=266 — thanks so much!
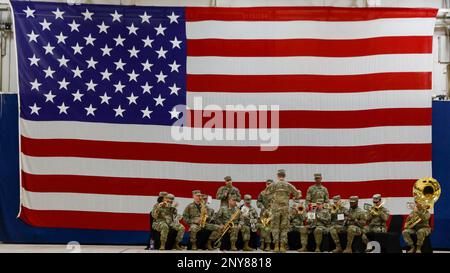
xmin=186 ymin=108 xmax=431 ymax=128
xmin=20 ymin=206 xmax=149 ymax=231
xmin=21 ymin=172 xmax=416 ymax=199
xmin=187 ymin=37 xmax=432 ymax=57
xmin=21 ymin=137 xmax=431 ymax=164
xmin=185 ymin=7 xmax=438 ymax=21
xmin=186 ymin=73 xmax=431 ymax=93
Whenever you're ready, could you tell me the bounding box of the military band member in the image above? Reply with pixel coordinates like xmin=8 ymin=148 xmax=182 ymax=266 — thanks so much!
xmin=215 ymin=196 xmax=241 ymax=251
xmin=183 ymin=190 xmax=221 ymax=250
xmin=258 ymin=208 xmax=272 ymax=251
xmin=151 ymin=193 xmax=185 ymax=250
xmin=402 ymin=197 xmax=432 ymax=253
xmin=257 ymin=179 xmax=273 ymax=215
xmin=306 ymin=173 xmax=329 ymax=206
xmin=216 ymin=176 xmax=241 ymax=207
xmin=239 ymin=194 xmax=258 ymax=251
xmin=362 ymin=194 xmax=389 ymax=251
xmin=289 ymin=197 xmax=308 ymax=252
xmin=329 ymin=195 xmax=349 ymax=253
xmin=344 ymin=196 xmax=367 ymax=253
xmin=266 ymin=169 xmax=301 ymax=253
xmin=306 ymin=199 xmax=331 ymax=252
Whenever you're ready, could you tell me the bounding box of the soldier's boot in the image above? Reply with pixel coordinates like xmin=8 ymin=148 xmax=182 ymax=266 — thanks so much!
xmin=343 ymin=246 xmax=353 ymax=253
xmin=298 ymin=237 xmax=308 ymax=252
xmin=298 ymin=245 xmax=307 ymax=252
xmin=416 ymin=245 xmax=423 ymax=253
xmin=264 ymin=243 xmax=271 ymax=252
xmin=191 ymin=240 xmax=197 ymax=251
xmin=259 ymin=240 xmax=264 ymax=251
xmin=314 ymin=236 xmax=322 ymax=252
xmin=230 ymin=241 xmax=238 ymax=251
xmin=207 ymin=240 xmax=215 ymax=251
xmin=332 ymin=243 xmax=343 ymax=253
xmin=407 ymin=246 xmax=416 ymax=253
xmin=273 ymin=242 xmax=280 ymax=253
xmin=173 ymin=241 xmax=185 ymax=250
xmin=243 ymin=241 xmax=252 ymax=251
xmin=159 ymin=240 xmax=166 ymax=250
xmin=279 ymin=242 xmax=287 ymax=253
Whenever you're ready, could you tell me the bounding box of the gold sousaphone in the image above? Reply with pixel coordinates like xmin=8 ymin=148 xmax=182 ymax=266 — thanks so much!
xmin=404 ymin=177 xmax=441 ymax=229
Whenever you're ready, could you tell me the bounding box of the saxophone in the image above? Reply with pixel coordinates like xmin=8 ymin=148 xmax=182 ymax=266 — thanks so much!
xmin=199 ymin=199 xmax=208 ymax=228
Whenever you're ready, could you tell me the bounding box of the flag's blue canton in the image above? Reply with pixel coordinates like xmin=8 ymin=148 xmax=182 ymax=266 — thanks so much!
xmin=12 ymin=1 xmax=186 ymax=126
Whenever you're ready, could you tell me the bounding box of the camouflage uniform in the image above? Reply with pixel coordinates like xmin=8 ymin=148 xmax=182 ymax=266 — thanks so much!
xmin=329 ymin=195 xmax=349 ymax=253
xmin=402 ymin=204 xmax=432 ymax=253
xmin=344 ymin=196 xmax=367 ymax=253
xmin=265 ymin=169 xmax=301 ymax=252
xmin=363 ymin=194 xmax=389 ymax=250
xmin=151 ymin=194 xmax=185 ymax=250
xmin=257 ymin=179 xmax=273 ymax=215
xmin=239 ymin=195 xmax=258 ymax=251
xmin=305 ymin=174 xmax=329 ymax=206
xmin=215 ymin=201 xmax=241 ymax=250
xmin=306 ymin=199 xmax=331 ymax=252
xmin=182 ymin=191 xmax=221 ymax=250
xmin=289 ymin=200 xmax=308 ymax=252
xmin=257 ymin=208 xmax=272 ymax=251
xmin=216 ymin=176 xmax=241 ymax=207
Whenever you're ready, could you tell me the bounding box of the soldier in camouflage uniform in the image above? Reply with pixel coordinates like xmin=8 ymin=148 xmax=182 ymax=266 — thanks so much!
xmin=258 ymin=208 xmax=272 ymax=251
xmin=306 ymin=199 xmax=331 ymax=252
xmin=216 ymin=176 xmax=241 ymax=207
xmin=257 ymin=179 xmax=273 ymax=215
xmin=183 ymin=190 xmax=221 ymax=250
xmin=266 ymin=169 xmax=301 ymax=253
xmin=239 ymin=194 xmax=258 ymax=251
xmin=402 ymin=198 xmax=432 ymax=253
xmin=306 ymin=173 xmax=329 ymax=207
xmin=344 ymin=196 xmax=367 ymax=253
xmin=289 ymin=197 xmax=308 ymax=252
xmin=362 ymin=194 xmax=389 ymax=252
xmin=215 ymin=196 xmax=241 ymax=251
xmin=151 ymin=193 xmax=185 ymax=250
xmin=329 ymin=195 xmax=349 ymax=253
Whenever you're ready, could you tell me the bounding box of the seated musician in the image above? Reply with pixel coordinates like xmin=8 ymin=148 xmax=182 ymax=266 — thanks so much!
xmin=151 ymin=193 xmax=185 ymax=250
xmin=344 ymin=196 xmax=367 ymax=253
xmin=289 ymin=196 xmax=308 ymax=252
xmin=363 ymin=194 xmax=390 ymax=252
xmin=402 ymin=197 xmax=432 ymax=253
xmin=239 ymin=194 xmax=258 ymax=251
xmin=182 ymin=190 xmax=221 ymax=250
xmin=214 ymin=196 xmax=241 ymax=251
xmin=306 ymin=199 xmax=331 ymax=252
xmin=329 ymin=195 xmax=349 ymax=253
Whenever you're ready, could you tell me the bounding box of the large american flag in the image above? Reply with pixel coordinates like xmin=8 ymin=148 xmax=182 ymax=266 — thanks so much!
xmin=12 ymin=1 xmax=437 ymax=231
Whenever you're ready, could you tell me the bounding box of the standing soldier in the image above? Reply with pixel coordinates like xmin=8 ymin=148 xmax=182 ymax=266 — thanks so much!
xmin=329 ymin=195 xmax=349 ymax=253
xmin=182 ymin=190 xmax=221 ymax=250
xmin=289 ymin=197 xmax=308 ymax=252
xmin=216 ymin=176 xmax=241 ymax=207
xmin=257 ymin=179 xmax=273 ymax=215
xmin=344 ymin=196 xmax=367 ymax=253
xmin=239 ymin=194 xmax=258 ymax=251
xmin=363 ymin=194 xmax=389 ymax=252
xmin=306 ymin=199 xmax=331 ymax=252
xmin=266 ymin=169 xmax=301 ymax=253
xmin=305 ymin=173 xmax=329 ymax=207
xmin=151 ymin=193 xmax=185 ymax=250
xmin=215 ymin=196 xmax=241 ymax=251
xmin=402 ymin=197 xmax=432 ymax=253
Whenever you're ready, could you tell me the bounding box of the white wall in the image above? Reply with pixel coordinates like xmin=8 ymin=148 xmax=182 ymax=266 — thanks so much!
xmin=0 ymin=0 xmax=448 ymax=95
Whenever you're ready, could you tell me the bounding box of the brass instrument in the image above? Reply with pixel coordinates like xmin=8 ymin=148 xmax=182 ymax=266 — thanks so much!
xmin=404 ymin=177 xmax=441 ymax=229
xmin=260 ymin=209 xmax=272 ymax=228
xmin=214 ymin=207 xmax=241 ymax=248
xmin=294 ymin=202 xmax=305 ymax=214
xmin=364 ymin=201 xmax=385 ymax=216
xmin=199 ymin=199 xmax=208 ymax=228
xmin=328 ymin=201 xmax=348 ymax=214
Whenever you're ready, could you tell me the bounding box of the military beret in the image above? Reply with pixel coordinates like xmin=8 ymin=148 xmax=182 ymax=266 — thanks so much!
xmin=316 ymin=198 xmax=324 ymax=204
xmin=224 ymin=176 xmax=232 ymax=181
xmin=192 ymin=190 xmax=202 ymax=196
xmin=333 ymin=195 xmax=341 ymax=201
xmin=159 ymin=191 xmax=168 ymax=197
xmin=266 ymin=179 xmax=274 ymax=184
xmin=314 ymin=173 xmax=322 ymax=179
xmin=349 ymin=196 xmax=359 ymax=202
xmin=166 ymin=193 xmax=175 ymax=200
xmin=373 ymin=194 xmax=381 ymax=201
